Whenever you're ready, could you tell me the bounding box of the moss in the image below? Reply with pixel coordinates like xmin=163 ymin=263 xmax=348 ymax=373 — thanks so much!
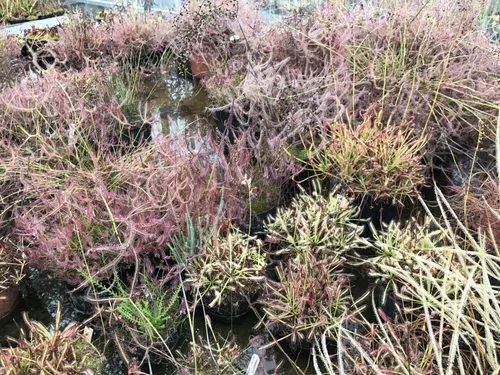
xmin=74 ymin=338 xmax=103 ymax=375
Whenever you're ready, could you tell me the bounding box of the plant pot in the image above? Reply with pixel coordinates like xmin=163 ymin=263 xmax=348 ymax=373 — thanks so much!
xmin=202 ymin=292 xmax=252 ymax=323
xmin=357 ymin=196 xmax=399 ymax=238
xmin=115 ymin=320 xmax=185 ymax=364
xmin=0 ymin=284 xmax=20 ymax=322
xmin=249 ymin=206 xmax=277 ymax=237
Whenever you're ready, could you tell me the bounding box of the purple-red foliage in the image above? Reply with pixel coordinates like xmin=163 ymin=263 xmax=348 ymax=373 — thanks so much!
xmin=9 ymin=133 xmax=249 ymax=283
xmin=202 ymin=1 xmax=500 ymax=162
xmin=0 ymin=68 xmax=267 ymax=282
xmin=46 ymin=11 xmax=175 ymax=70
xmin=0 ymin=33 xmax=25 ymax=86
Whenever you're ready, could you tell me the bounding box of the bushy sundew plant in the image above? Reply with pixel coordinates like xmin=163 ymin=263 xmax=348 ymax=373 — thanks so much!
xmin=0 ymin=66 xmax=141 ymax=152
xmin=177 ymin=322 xmax=242 ymax=375
xmin=313 ymin=309 xmax=471 ymax=375
xmin=0 ymin=33 xmax=24 ymax=87
xmin=260 ymin=256 xmax=353 ymax=346
xmin=0 ymin=237 xmax=25 ymax=291
xmin=362 ymin=217 xmax=447 ymax=311
xmin=181 ymin=226 xmax=266 ymax=307
xmin=0 ymin=67 xmax=250 ymax=282
xmin=0 ymin=302 xmax=102 ymax=374
xmin=0 ymin=0 xmax=62 ymax=23
xmin=448 ymin=175 xmax=500 ymax=249
xmin=47 ymin=10 xmax=175 ymax=71
xmin=201 ymin=0 xmax=500 ymax=179
xmin=309 ymin=106 xmax=429 ymax=203
xmin=265 ymin=183 xmax=364 ymax=264
xmin=313 ymin=188 xmax=500 ymax=375
xmin=7 ymin=132 xmax=246 ymax=282
xmin=365 ymin=217 xmax=446 ymax=280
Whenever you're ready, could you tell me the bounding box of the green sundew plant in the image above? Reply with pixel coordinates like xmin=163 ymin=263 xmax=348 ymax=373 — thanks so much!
xmin=177 ymin=317 xmax=243 ymax=375
xmin=0 ymin=302 xmax=102 ymax=375
xmin=183 ymin=227 xmax=266 ymax=308
xmin=364 ymin=217 xmax=447 ymax=281
xmin=265 ymin=182 xmax=364 ymax=264
xmin=313 ymin=188 xmax=500 ymax=374
xmin=361 ymin=216 xmax=449 ymax=313
xmin=309 ymin=106 xmax=428 ymax=204
xmin=0 ymin=0 xmax=62 ymax=23
xmin=260 ymin=255 xmax=354 ymax=347
xmin=0 ymin=237 xmax=25 ymax=291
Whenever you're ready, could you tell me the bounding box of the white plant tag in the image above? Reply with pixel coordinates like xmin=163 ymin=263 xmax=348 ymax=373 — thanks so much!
xmin=245 ymin=354 xmax=260 ymax=375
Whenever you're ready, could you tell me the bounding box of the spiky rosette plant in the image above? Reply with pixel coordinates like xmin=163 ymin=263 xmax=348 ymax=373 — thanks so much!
xmin=83 ymin=268 xmax=184 ymax=365
xmin=181 ymin=226 xmax=266 ymax=310
xmin=265 ymin=183 xmax=364 ymax=264
xmin=0 ymin=302 xmax=102 ymax=374
xmin=260 ymin=255 xmax=354 ymax=347
xmin=309 ymin=106 xmax=429 ymax=204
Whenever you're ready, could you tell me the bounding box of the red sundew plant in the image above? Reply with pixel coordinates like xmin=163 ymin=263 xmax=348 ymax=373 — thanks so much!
xmin=0 ymin=32 xmax=24 ymax=87
xmin=0 ymin=66 xmax=153 ymax=154
xmin=202 ymin=0 xmax=500 ymax=171
xmin=46 ymin=12 xmax=109 ymax=69
xmin=448 ymin=175 xmax=500 ymax=249
xmin=47 ymin=10 xmax=175 ymax=71
xmin=108 ymin=11 xmax=175 ymax=65
xmin=8 ymin=133 xmax=247 ymax=282
xmin=260 ymin=255 xmax=355 ymax=347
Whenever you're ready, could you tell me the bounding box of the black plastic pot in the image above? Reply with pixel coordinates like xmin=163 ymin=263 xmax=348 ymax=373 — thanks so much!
xmin=202 ymin=292 xmax=253 ymax=323
xmin=249 ymin=206 xmax=277 ymax=237
xmin=116 ymin=321 xmax=185 ymax=365
xmin=357 ymin=196 xmax=399 ymax=238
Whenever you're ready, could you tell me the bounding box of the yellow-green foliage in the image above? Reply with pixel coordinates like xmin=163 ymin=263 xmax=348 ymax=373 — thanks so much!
xmin=0 ymin=238 xmax=24 ymax=291
xmin=266 ymin=183 xmax=364 ymax=263
xmin=185 ymin=227 xmax=266 ymax=307
xmin=0 ymin=302 xmax=102 ymax=375
xmin=310 ymin=106 xmax=428 ymax=203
